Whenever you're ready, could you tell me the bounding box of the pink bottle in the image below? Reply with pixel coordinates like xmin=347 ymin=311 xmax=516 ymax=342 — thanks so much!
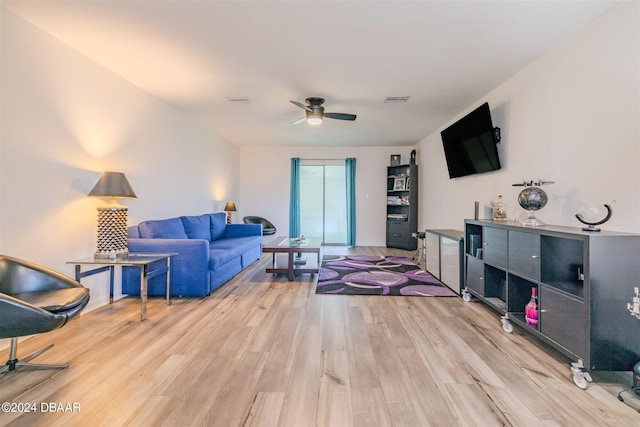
xmin=525 ymin=287 xmax=539 ymax=326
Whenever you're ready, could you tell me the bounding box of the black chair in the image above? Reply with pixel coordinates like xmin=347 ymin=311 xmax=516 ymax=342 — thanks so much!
xmin=0 ymin=255 xmax=90 ymax=374
xmin=243 ymin=216 xmax=277 ymax=235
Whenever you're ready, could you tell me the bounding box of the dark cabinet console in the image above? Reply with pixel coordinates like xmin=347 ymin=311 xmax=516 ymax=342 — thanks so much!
xmin=463 ymin=219 xmax=640 ymax=389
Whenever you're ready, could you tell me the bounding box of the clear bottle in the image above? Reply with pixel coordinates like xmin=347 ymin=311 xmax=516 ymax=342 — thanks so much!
xmin=525 ymin=287 xmax=539 ymax=326
xmin=492 ymin=195 xmax=507 ymax=221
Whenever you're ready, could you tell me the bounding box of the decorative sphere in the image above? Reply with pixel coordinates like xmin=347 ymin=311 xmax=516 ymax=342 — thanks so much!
xmin=578 ymin=204 xmax=605 ymax=222
xmin=518 ymin=187 xmax=548 ymax=212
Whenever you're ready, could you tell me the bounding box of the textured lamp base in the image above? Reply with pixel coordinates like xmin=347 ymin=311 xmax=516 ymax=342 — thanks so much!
xmin=95 ymin=206 xmax=129 ymax=258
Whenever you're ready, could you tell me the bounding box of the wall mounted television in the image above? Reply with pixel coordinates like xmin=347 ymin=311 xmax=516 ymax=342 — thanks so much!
xmin=440 ymin=102 xmax=501 ymax=179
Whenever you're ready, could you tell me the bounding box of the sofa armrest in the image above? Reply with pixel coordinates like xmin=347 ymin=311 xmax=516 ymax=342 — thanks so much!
xmin=126 ymin=238 xmax=211 ymax=296
xmin=224 ymin=224 xmax=262 ymax=238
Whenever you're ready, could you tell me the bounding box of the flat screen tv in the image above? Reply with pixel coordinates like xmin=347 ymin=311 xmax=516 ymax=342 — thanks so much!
xmin=441 ymin=102 xmax=501 ymax=179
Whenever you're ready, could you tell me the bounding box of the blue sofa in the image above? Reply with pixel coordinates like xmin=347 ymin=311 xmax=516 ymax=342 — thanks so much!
xmin=122 ymin=212 xmax=262 ymax=297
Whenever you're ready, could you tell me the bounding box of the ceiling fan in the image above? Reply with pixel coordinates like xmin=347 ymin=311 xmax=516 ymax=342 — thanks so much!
xmin=290 ymin=97 xmax=356 ymax=125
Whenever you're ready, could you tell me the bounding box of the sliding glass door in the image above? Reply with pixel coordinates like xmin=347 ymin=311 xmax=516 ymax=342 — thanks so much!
xmin=300 ymin=161 xmax=347 ymax=245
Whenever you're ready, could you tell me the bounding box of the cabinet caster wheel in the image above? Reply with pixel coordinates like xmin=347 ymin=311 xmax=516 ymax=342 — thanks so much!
xmin=501 ymin=316 xmax=513 ymax=334
xmin=462 ymin=290 xmax=471 ymax=302
xmin=573 ymin=373 xmax=590 ymax=390
xmin=570 ymin=361 xmax=592 ymax=390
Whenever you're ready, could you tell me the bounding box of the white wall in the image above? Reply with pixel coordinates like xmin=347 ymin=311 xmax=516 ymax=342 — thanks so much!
xmin=419 ymin=1 xmax=639 ymax=234
xmin=0 ymin=9 xmax=238 ymax=313
xmin=238 ymin=146 xmax=415 ymax=246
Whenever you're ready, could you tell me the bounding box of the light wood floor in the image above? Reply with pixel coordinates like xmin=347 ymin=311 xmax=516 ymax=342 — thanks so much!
xmin=1 ymin=246 xmax=639 ymax=426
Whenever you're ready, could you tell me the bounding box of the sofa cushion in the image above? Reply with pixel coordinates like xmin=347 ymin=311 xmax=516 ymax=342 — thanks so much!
xmin=208 ymin=236 xmax=262 ymax=269
xmin=209 ymin=212 xmax=227 ymax=241
xmin=181 ymin=214 xmax=211 ymax=240
xmin=208 ymin=248 xmax=237 ymax=269
xmin=139 ymin=217 xmax=188 ymax=239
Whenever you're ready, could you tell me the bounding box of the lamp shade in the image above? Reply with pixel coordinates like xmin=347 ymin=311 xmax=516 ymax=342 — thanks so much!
xmin=88 ymin=172 xmax=137 ymax=198
xmin=224 ymin=202 xmax=237 ymax=212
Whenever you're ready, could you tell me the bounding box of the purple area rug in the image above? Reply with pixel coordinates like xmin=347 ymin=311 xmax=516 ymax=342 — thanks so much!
xmin=315 ymin=255 xmax=457 ymax=297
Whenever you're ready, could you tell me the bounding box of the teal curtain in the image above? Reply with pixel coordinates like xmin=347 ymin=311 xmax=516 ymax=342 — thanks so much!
xmin=289 ymin=157 xmax=301 ymax=237
xmin=345 ymin=158 xmax=356 ymax=246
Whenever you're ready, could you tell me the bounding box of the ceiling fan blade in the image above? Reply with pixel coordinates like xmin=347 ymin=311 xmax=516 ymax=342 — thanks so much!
xmin=290 ymin=100 xmax=311 ymax=111
xmin=291 ymin=116 xmax=307 ymax=125
xmin=324 ymin=112 xmax=357 ymax=121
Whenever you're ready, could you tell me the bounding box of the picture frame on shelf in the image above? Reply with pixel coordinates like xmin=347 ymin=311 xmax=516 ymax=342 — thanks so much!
xmin=390 ymin=154 xmax=401 ymax=166
xmin=393 ymin=177 xmax=406 ymax=191
xmin=405 ymin=177 xmax=411 ymax=190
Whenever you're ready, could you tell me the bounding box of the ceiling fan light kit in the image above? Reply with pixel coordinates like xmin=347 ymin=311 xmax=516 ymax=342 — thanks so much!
xmin=290 ymin=97 xmax=356 ymax=126
xmin=306 ymin=111 xmax=323 ymax=125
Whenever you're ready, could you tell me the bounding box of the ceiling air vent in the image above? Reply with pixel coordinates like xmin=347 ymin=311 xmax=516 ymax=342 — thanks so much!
xmin=384 ymin=96 xmax=410 ymax=103
xmin=227 ymin=97 xmax=250 ymax=104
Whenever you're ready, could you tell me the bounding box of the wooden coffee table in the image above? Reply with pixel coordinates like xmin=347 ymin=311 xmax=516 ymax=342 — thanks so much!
xmin=263 ymin=237 xmax=321 ymax=281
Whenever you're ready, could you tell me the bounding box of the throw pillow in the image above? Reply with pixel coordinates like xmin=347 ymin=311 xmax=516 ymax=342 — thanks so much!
xmin=181 ymin=214 xmax=211 ymax=240
xmin=139 ymin=217 xmax=188 ymax=239
xmin=209 ymin=212 xmax=227 ymax=241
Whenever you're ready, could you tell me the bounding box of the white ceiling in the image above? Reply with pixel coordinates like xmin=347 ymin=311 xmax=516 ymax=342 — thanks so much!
xmin=3 ymin=0 xmax=616 ymax=147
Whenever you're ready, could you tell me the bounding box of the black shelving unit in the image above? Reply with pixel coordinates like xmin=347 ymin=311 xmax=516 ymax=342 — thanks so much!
xmin=386 ymin=163 xmax=418 ymax=250
xmin=462 ymin=219 xmax=640 ymax=390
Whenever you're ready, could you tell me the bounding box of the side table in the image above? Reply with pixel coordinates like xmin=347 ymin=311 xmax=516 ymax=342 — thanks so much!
xmin=67 ymin=253 xmax=177 ymax=321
